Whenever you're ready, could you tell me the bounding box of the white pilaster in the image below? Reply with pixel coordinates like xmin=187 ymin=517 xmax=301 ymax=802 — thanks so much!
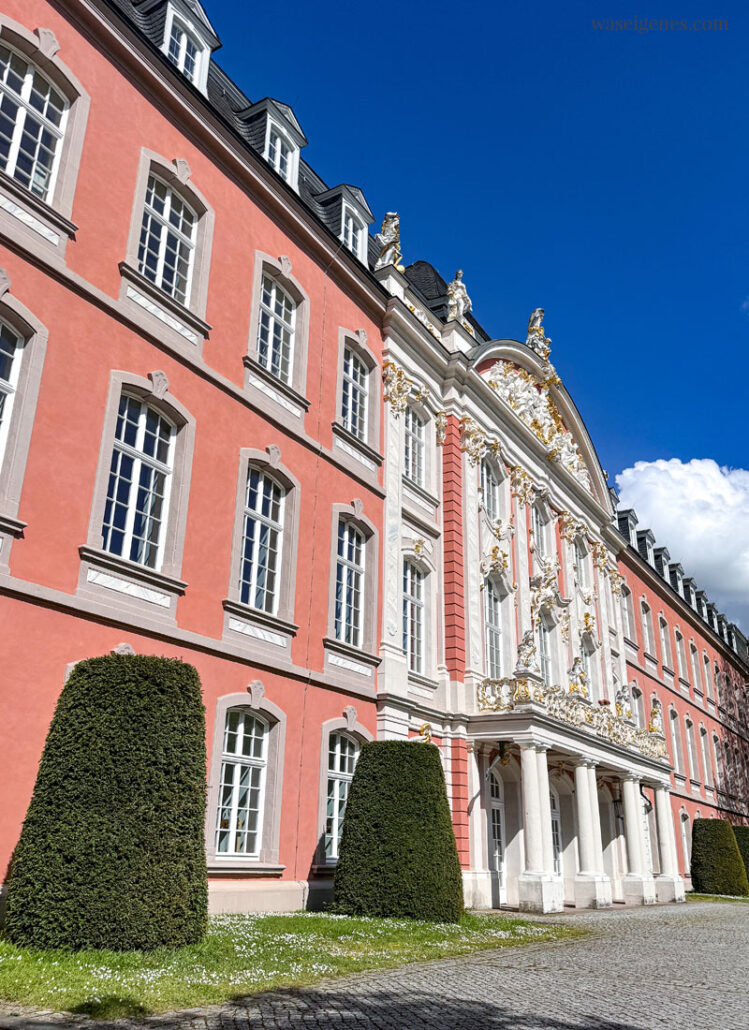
xmin=463 ymin=744 xmax=493 ymax=909
xmin=654 ymin=784 xmax=685 ymax=903
xmin=518 ymin=744 xmax=563 ymax=913
xmin=574 ymin=761 xmax=612 ymax=908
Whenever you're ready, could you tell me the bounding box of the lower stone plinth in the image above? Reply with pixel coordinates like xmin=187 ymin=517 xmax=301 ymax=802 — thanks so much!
xmin=622 ymin=873 xmax=657 ymax=906
xmin=518 ymin=873 xmax=564 ymax=913
xmin=574 ymin=873 xmax=613 ymax=909
xmin=462 ymin=869 xmax=493 ymax=910
xmin=655 ymin=874 xmax=686 ymax=903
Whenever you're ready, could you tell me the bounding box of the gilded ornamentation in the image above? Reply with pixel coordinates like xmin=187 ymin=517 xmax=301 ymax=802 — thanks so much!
xmin=591 ymin=541 xmax=609 ymax=571
xmin=582 ymin=610 xmax=595 ymax=635
xmin=648 ymin=699 xmax=664 ymax=735
xmin=509 ymin=465 xmax=535 ymax=506
xmin=568 ymin=656 xmax=589 ymax=698
xmin=407 ymin=303 xmax=441 ymax=340
xmin=413 ymin=538 xmax=425 ymax=556
xmin=419 ymin=722 xmax=433 ymax=743
xmin=615 ymin=683 xmax=633 ymax=722
xmin=480 ymin=545 xmax=509 ymax=578
xmin=459 ymin=415 xmax=486 ymax=466
xmin=515 ymin=629 xmax=538 ymax=673
xmin=435 ymin=411 xmax=448 ymax=445
xmin=559 ymin=610 xmax=571 ymax=643
xmin=558 ymin=510 xmax=586 ymax=543
xmin=382 ymin=361 xmax=428 ymax=416
xmin=608 ymin=567 xmax=624 ymax=597
xmin=487 ymin=361 xmax=590 ymax=489
xmin=374 ymin=212 xmax=404 ymax=272
xmin=530 ymin=556 xmax=565 ymax=619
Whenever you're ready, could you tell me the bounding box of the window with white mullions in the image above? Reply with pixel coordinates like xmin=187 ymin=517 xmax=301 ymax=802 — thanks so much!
xmin=335 ymin=520 xmax=365 ymax=647
xmin=404 ymin=405 xmax=425 ymax=487
xmin=239 ymin=468 xmax=284 ymax=613
xmin=0 ymin=44 xmax=66 ymax=203
xmin=480 ymin=459 xmax=500 ymax=521
xmin=484 ymin=577 xmax=503 ymax=679
xmin=537 ymin=617 xmax=552 ymax=685
xmin=167 ymin=19 xmax=201 ymax=83
xmin=325 ymin=732 xmax=359 ymax=860
xmin=0 ymin=321 xmax=21 ymax=470
xmin=257 ymin=275 xmax=296 ymax=384
xmin=341 ymin=346 xmax=368 ymax=441
xmin=532 ymin=504 xmax=546 ymax=557
xmin=215 ymin=709 xmax=267 ymax=857
xmin=137 ymin=175 xmax=196 ymax=305
xmin=489 ymin=772 xmax=505 ymax=881
xmin=550 ymin=790 xmax=562 ymax=875
xmin=267 ymin=128 xmax=291 ymax=181
xmin=402 ymin=560 xmax=424 ymax=674
xmin=101 ymin=394 xmax=175 ymax=570
xmin=342 ymin=208 xmax=363 ymax=257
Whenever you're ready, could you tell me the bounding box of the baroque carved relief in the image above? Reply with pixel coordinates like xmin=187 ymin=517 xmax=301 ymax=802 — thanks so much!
xmin=382 ymin=361 xmax=429 ymax=415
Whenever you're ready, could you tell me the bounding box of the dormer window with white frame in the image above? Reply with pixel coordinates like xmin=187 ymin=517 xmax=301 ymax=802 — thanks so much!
xmin=342 ymin=205 xmax=365 ymax=261
xmin=161 ymin=2 xmax=218 ymax=95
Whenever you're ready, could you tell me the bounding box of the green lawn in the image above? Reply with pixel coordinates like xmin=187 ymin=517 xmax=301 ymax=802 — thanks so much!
xmin=0 ymin=911 xmax=578 ymax=1019
xmin=686 ymin=892 xmax=749 ymax=903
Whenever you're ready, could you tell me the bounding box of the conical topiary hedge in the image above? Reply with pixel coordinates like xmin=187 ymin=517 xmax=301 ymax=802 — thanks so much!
xmin=733 ymin=824 xmax=749 ymax=884
xmin=3 ymin=653 xmax=208 ymax=950
xmin=333 ymin=740 xmax=464 ymax=923
xmin=690 ymin=818 xmax=749 ymax=897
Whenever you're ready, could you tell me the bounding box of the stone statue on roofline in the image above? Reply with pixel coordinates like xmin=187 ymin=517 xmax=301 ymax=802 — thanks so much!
xmin=526 ymin=307 xmax=551 ymax=360
xmin=447 ymin=269 xmax=472 ymax=324
xmin=374 ymin=212 xmax=404 ymax=272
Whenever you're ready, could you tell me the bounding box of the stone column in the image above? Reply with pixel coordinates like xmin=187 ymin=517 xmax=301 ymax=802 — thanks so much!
xmin=573 ymin=760 xmax=612 ymax=908
xmin=536 ymin=746 xmax=555 ymax=876
xmin=517 ymin=744 xmax=563 ymax=913
xmin=463 ymin=744 xmax=492 ymax=910
xmin=621 ymin=774 xmax=656 ymax=905
xmin=654 ymin=783 xmax=685 ymax=903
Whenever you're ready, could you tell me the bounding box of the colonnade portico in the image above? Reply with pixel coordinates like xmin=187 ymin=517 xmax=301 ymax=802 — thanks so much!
xmin=465 ymin=729 xmax=685 ymax=914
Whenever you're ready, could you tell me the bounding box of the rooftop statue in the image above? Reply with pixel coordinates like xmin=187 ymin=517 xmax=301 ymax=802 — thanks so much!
xmin=374 ymin=212 xmax=404 ymax=272
xmin=526 ymin=307 xmax=551 ymax=360
xmin=447 ymin=269 xmax=472 ymax=324
xmin=527 ymin=307 xmax=544 ymax=332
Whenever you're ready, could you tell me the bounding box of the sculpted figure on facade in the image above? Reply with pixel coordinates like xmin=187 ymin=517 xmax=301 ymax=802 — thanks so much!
xmin=568 ymin=656 xmax=589 ymax=698
xmin=374 ymin=212 xmax=404 ymax=271
xmin=615 ymin=681 xmax=633 ymax=721
xmin=516 ymin=629 xmax=538 ymax=672
xmin=526 ymin=307 xmax=551 ymax=360
xmin=447 ymin=269 xmax=472 ymax=324
xmin=649 ymin=698 xmax=664 ymax=735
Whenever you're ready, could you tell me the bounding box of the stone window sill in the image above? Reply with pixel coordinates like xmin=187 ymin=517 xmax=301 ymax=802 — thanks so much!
xmin=0 ymin=512 xmax=26 ymax=538
xmin=119 ymin=262 xmax=211 ymax=347
xmin=223 ymin=598 xmax=298 ymax=655
xmin=408 ymin=670 xmax=439 ymax=691
xmin=0 ymin=169 xmax=76 ymax=250
xmin=402 ymin=475 xmax=440 ymax=510
xmin=323 ymin=636 xmax=380 ymax=680
xmin=331 ymin=421 xmax=383 ymax=471
xmin=207 ymin=861 xmax=285 ymax=877
xmin=243 ymin=356 xmax=310 ymax=419
xmin=78 ymin=545 xmax=186 ymax=618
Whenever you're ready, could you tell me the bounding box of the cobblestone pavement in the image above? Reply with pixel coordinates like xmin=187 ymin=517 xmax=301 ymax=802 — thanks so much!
xmin=0 ymin=902 xmax=746 ymax=1030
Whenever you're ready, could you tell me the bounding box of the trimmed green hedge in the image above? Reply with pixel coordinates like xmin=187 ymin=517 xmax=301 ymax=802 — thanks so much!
xmin=690 ymin=818 xmax=749 ymax=897
xmin=333 ymin=741 xmax=463 ymax=923
xmin=3 ymin=654 xmax=208 ymax=950
xmin=733 ymin=825 xmax=749 ymax=883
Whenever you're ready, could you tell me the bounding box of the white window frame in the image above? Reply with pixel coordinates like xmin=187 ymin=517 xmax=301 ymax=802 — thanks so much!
xmin=325 ymin=731 xmax=359 ymax=861
xmin=341 ymin=345 xmax=368 ymax=442
xmin=532 ymin=503 xmax=547 ymax=558
xmin=404 ymin=405 xmax=425 ymax=488
xmin=238 ymin=467 xmax=284 ymax=615
xmin=488 ymin=770 xmax=506 ymax=890
xmin=669 ymin=710 xmax=684 ymax=775
xmin=621 ymin=586 xmax=635 ymax=641
xmin=334 ymin=519 xmax=365 ymax=648
xmin=167 ymin=16 xmax=202 ymax=83
xmin=685 ymin=718 xmax=699 ymax=781
xmin=484 ymin=577 xmax=503 ymax=680
xmin=215 ymin=709 xmax=268 ymax=859
xmin=161 ymin=5 xmax=210 ymax=93
xmin=0 ymin=319 xmax=22 ymax=471
xmin=341 ymin=204 xmax=365 ymax=260
xmin=256 ymin=273 xmax=297 ymax=385
xmin=264 ymin=121 xmax=298 ymax=187
xmin=690 ymin=644 xmax=701 ymax=692
xmin=0 ymin=41 xmax=68 ymax=204
xmin=100 ymin=393 xmax=176 ymax=571
xmin=537 ymin=616 xmax=553 ymax=685
xmin=137 ymin=174 xmax=197 ymax=306
xmin=700 ymin=728 xmax=713 ymax=787
xmin=402 ymin=559 xmax=425 ymax=674
xmin=549 ymin=789 xmax=562 ymax=875
xmin=480 ymin=458 xmax=501 ymax=522
xmin=675 ymin=630 xmax=687 ymax=680
xmin=631 ymin=686 xmax=645 ymax=729
xmin=641 ymin=602 xmax=654 ymax=655
xmin=659 ymin=617 xmax=672 ymax=669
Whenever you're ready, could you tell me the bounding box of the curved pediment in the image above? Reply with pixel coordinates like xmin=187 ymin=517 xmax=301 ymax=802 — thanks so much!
xmin=471 ymin=338 xmax=611 ymax=511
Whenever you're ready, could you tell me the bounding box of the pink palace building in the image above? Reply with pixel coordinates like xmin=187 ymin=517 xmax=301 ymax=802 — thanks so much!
xmin=0 ymin=0 xmax=747 ymax=915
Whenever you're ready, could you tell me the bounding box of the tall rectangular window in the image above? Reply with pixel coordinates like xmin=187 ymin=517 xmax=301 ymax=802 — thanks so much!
xmin=341 ymin=347 xmax=368 ymax=441
xmin=659 ymin=618 xmax=671 ymax=669
xmin=239 ymin=468 xmax=283 ymax=613
xmin=257 ymin=275 xmax=296 ymax=384
xmin=537 ymin=619 xmax=552 ymax=685
xmin=621 ymin=587 xmax=635 ymax=641
xmin=532 ymin=505 xmax=546 ymax=557
xmin=675 ymin=631 xmax=687 ymax=679
xmin=480 ymin=459 xmax=500 ymax=521
xmin=404 ymin=406 xmax=425 ymax=487
xmin=215 ymin=710 xmax=267 ymax=857
xmin=690 ymin=645 xmax=701 ymax=691
xmin=402 ymin=560 xmax=424 ymax=674
xmin=0 ymin=321 xmax=21 ymax=468
xmin=267 ymin=128 xmax=291 ymax=181
xmin=342 ymin=209 xmax=362 ymax=257
xmin=137 ymin=176 xmax=196 ymax=305
xmin=325 ymin=732 xmax=359 ymax=860
xmin=686 ymin=719 xmax=699 ymax=780
xmin=101 ymin=395 xmax=175 ymax=570
xmin=167 ymin=20 xmax=200 ymax=82
xmin=701 ymin=729 xmax=713 ymax=787
xmin=575 ymin=538 xmax=588 ymax=588
xmin=0 ymin=45 xmax=66 ymax=202
xmin=484 ymin=578 xmax=503 ymax=679
xmin=641 ymin=603 xmax=654 ymax=654
xmin=335 ymin=520 xmax=365 ymax=647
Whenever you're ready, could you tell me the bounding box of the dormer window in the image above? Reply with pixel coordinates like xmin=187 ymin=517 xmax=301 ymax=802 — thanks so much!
xmin=266 ymin=126 xmax=291 ymax=181
xmin=342 ymin=206 xmax=365 ymax=260
xmin=167 ymin=18 xmax=201 ymax=82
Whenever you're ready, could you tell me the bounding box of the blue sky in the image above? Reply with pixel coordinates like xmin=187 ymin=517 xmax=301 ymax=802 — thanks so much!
xmin=206 ymin=0 xmax=749 ymax=625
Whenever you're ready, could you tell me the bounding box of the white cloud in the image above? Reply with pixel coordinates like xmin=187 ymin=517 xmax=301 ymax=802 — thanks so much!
xmin=615 ymin=458 xmax=749 ymax=634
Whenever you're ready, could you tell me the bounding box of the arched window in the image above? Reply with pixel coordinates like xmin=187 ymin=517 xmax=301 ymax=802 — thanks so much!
xmin=537 ymin=616 xmax=552 ymax=685
xmin=480 ymin=458 xmax=501 ymax=522
xmin=690 ymin=644 xmax=701 ymax=692
xmin=335 ymin=519 xmax=366 ymax=647
xmin=137 ymin=175 xmax=197 ymax=306
xmin=700 ymin=727 xmax=712 ymax=788
xmin=531 ymin=503 xmax=547 ymax=558
xmin=484 ymin=577 xmax=503 ymax=679
xmin=325 ymin=732 xmax=359 ymax=860
xmin=574 ymin=537 xmax=588 ymax=589
xmin=669 ymin=710 xmax=684 ymax=774
xmin=402 ymin=559 xmax=425 ymax=674
xmin=167 ymin=17 xmax=202 ymax=82
xmin=631 ymin=686 xmax=645 ymax=729
xmin=621 ymin=586 xmax=635 ymax=641
xmin=101 ymin=394 xmax=176 ymax=570
xmin=215 ymin=709 xmax=268 ymax=857
xmin=549 ymin=789 xmax=562 ymax=875
xmin=489 ymin=770 xmax=505 ymax=882
xmin=713 ymin=735 xmax=723 ymax=791
xmin=685 ymin=718 xmax=699 ymax=781
xmin=680 ymin=811 xmax=691 ymax=874
xmin=641 ymin=602 xmax=655 ymax=654
xmin=675 ymin=631 xmax=687 ymax=680
xmin=0 ymin=319 xmax=22 ymax=468
xmin=659 ymin=617 xmax=672 ymax=669
xmin=714 ymin=662 xmax=722 ymax=705
xmin=256 ymin=274 xmax=296 ymax=385
xmin=404 ymin=405 xmax=425 ymax=487
xmin=239 ymin=467 xmax=284 ymax=613
xmin=0 ymin=42 xmax=66 ymax=203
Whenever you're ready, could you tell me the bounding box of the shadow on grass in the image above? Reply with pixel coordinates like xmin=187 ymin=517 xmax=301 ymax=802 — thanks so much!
xmin=69 ymin=996 xmax=152 ymax=1020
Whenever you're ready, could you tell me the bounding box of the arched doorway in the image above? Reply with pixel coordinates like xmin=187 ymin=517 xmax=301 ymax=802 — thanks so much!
xmin=488 ymin=769 xmax=506 ymax=906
